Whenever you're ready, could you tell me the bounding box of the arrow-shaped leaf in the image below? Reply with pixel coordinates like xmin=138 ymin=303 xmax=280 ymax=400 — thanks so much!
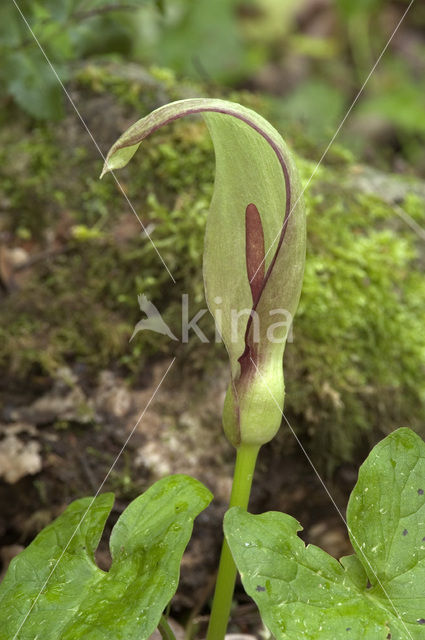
xmin=0 ymin=475 xmax=212 ymax=640
xmin=224 ymin=428 xmax=425 ymax=639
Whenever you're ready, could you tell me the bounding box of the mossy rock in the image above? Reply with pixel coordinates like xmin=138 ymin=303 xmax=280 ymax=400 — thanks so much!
xmin=0 ymin=63 xmax=424 ymax=467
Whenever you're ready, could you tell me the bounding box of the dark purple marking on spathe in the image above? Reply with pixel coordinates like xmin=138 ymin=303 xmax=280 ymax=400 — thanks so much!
xmin=256 ymin=585 xmax=266 ymax=592
xmin=418 ymin=619 xmax=425 ymax=625
xmin=418 ymin=488 xmax=424 ymax=495
xmin=245 ymin=203 xmax=265 ymax=305
xmin=236 ymin=203 xmax=266 ymax=380
xmin=402 ymin=529 xmax=408 ymax=536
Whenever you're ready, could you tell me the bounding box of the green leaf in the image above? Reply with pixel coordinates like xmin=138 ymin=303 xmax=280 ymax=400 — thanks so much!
xmin=101 ymin=98 xmax=306 ymax=447
xmin=347 ymin=427 xmax=425 ymax=637
xmin=0 ymin=475 xmax=212 ymax=640
xmin=3 ymin=50 xmax=64 ymax=120
xmin=224 ymin=428 xmax=425 ymax=639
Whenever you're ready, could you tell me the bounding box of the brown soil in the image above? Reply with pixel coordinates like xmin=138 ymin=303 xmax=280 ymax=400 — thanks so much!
xmin=0 ymin=358 xmax=355 ymax=637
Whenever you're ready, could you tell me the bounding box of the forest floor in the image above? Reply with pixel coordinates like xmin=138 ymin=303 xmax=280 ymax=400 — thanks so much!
xmin=0 ymin=357 xmax=354 ymax=636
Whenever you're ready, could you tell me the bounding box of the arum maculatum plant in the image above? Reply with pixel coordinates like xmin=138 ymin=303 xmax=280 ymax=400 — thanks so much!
xmin=101 ymin=98 xmax=306 ymax=639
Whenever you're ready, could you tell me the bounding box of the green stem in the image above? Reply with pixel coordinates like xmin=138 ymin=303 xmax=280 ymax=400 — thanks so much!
xmin=158 ymin=615 xmax=177 ymax=640
xmin=206 ymin=443 xmax=260 ymax=640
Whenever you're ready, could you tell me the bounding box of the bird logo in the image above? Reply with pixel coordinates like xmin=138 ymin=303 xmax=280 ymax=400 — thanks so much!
xmin=130 ymin=294 xmax=178 ymax=342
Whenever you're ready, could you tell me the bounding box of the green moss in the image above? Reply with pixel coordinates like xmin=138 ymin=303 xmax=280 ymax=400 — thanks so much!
xmin=74 ymin=63 xmax=192 ymax=112
xmin=0 ymin=67 xmax=216 ymax=383
xmin=284 ymin=159 xmax=425 ymax=467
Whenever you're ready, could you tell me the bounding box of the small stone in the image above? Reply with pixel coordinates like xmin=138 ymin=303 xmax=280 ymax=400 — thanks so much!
xmin=8 ymin=247 xmax=29 ymax=268
xmin=0 ymin=434 xmax=42 ymax=483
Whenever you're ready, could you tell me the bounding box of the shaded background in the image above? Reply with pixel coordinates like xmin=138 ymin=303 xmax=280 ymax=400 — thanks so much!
xmin=0 ymin=0 xmax=424 ymax=634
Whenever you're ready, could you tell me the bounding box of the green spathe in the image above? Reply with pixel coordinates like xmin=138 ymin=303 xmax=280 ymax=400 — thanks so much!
xmin=0 ymin=475 xmax=212 ymax=640
xmin=224 ymin=428 xmax=425 ymax=639
xmin=222 ymin=353 xmax=285 ymax=446
xmin=102 ymin=98 xmax=306 ymax=446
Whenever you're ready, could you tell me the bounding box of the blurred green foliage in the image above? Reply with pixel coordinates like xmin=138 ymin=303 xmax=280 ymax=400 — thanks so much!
xmin=0 ymin=0 xmax=163 ymax=119
xmin=0 ymin=65 xmax=424 ymax=467
xmin=1 ymin=0 xmax=424 ymax=172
